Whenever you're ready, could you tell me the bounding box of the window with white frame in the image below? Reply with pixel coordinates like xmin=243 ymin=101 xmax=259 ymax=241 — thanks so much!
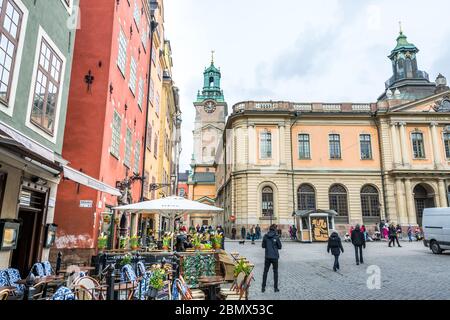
xmin=155 ymin=92 xmax=160 ymax=115
xmin=149 ymin=78 xmax=154 ymax=104
xmin=133 ymin=1 xmax=141 ymax=29
xmin=129 ymin=56 xmax=137 ymax=94
xmin=0 ymin=0 xmax=23 ymax=104
xmin=124 ymin=127 xmax=132 ymax=168
xmin=444 ymin=132 xmax=450 ymax=159
xmin=141 ymin=24 xmax=148 ymax=49
xmin=262 ymin=186 xmax=274 ymax=217
xmin=412 ymin=132 xmax=425 ymax=159
xmin=360 ymin=134 xmax=372 ymax=160
xmin=329 ymin=134 xmax=341 ymax=159
xmin=137 ymin=77 xmax=143 ymax=109
xmin=30 ymin=38 xmax=63 ymax=135
xmin=298 ymin=134 xmax=310 ymax=159
xmin=117 ymin=27 xmax=127 ymax=76
xmin=260 ymin=130 xmax=272 ymax=159
xmin=134 ymin=140 xmax=141 ymax=174
xmin=111 ymin=111 xmax=121 ymax=158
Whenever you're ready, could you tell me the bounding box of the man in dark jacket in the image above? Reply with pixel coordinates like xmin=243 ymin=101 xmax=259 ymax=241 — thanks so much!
xmin=388 ymin=224 xmax=402 ymax=247
xmin=262 ymin=224 xmax=282 ymax=293
xmin=351 ymin=224 xmax=366 ymax=265
xmin=327 ymin=232 xmax=344 ymax=272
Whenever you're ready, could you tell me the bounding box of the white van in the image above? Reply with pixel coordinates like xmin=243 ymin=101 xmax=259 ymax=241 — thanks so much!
xmin=423 ymin=208 xmax=450 ymax=254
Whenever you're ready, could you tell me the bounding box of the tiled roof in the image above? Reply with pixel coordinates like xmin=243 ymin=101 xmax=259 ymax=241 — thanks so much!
xmin=192 ymin=172 xmax=215 ymax=183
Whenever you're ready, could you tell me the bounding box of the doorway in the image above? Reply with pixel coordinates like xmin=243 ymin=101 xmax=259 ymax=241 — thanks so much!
xmin=414 ymin=184 xmax=436 ymax=226
xmin=10 ymin=188 xmax=47 ymax=277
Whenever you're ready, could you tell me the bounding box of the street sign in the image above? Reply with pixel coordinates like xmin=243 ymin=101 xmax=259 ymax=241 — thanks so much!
xmin=80 ymin=200 xmax=93 ymax=208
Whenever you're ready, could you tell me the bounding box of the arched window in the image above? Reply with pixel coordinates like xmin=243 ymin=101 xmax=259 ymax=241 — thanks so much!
xmin=262 ymin=186 xmax=274 ymax=217
xmin=361 ymin=185 xmax=380 ymax=217
xmin=202 ymin=147 xmax=207 ymax=158
xmin=297 ymin=184 xmax=316 ymax=211
xmin=329 ymin=184 xmax=348 ymax=219
xmin=209 ymin=77 xmax=214 ymax=87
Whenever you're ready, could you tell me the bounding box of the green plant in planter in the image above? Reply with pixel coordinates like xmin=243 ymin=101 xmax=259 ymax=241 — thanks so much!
xmin=119 ymin=236 xmax=129 ymax=249
xmin=162 ymin=234 xmax=172 ymax=250
xmin=120 ymin=253 xmax=133 ymax=266
xmin=130 ymin=236 xmax=139 ymax=249
xmin=149 ymin=268 xmax=166 ymax=291
xmin=192 ymin=234 xmax=202 ymax=249
xmin=234 ymin=258 xmax=252 ymax=277
xmin=97 ymin=234 xmax=108 ymax=250
xmin=212 ymin=234 xmax=223 ymax=249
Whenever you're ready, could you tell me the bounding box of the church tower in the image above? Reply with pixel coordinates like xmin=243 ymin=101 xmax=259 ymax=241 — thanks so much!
xmin=192 ymin=53 xmax=228 ymax=166
xmin=187 ymin=53 xmax=227 ymax=227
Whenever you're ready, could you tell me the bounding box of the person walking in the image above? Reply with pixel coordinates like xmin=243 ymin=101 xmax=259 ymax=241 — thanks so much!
xmin=262 ymin=224 xmax=282 ymax=293
xmin=351 ymin=224 xmax=366 ymax=265
xmin=327 ymin=232 xmax=344 ymax=272
xmin=255 ymin=225 xmax=261 ymax=240
xmin=241 ymin=226 xmax=246 ymax=241
xmin=407 ymin=225 xmax=413 ymax=242
xmin=231 ymin=226 xmax=237 ymax=240
xmin=250 ymin=225 xmax=256 ymax=244
xmin=388 ymin=224 xmax=402 ymax=247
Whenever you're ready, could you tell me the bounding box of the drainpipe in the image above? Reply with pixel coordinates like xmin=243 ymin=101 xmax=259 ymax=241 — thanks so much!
xmin=140 ymin=18 xmax=159 ymax=202
xmin=290 ymin=112 xmax=301 ymax=220
xmin=373 ymin=112 xmax=389 ymax=222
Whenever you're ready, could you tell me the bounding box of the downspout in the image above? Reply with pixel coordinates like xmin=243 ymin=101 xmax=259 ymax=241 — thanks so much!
xmin=290 ymin=112 xmax=301 ymax=219
xmin=373 ymin=112 xmax=389 ymax=221
xmin=140 ymin=19 xmax=158 ymax=201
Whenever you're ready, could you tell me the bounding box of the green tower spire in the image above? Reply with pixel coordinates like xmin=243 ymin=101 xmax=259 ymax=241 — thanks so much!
xmin=196 ymin=52 xmax=225 ymax=103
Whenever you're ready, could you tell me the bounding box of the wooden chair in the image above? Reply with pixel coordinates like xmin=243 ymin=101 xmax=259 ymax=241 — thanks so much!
xmin=176 ymin=276 xmax=205 ymax=300
xmin=73 ymin=276 xmax=106 ymax=300
xmin=31 ymin=281 xmax=48 ymax=300
xmin=219 ymin=272 xmax=246 ymax=300
xmin=0 ymin=289 xmax=11 ymax=300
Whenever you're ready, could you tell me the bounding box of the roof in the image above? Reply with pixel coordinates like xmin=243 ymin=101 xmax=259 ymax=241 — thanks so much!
xmin=293 ymin=209 xmax=339 ymax=217
xmin=389 ymin=31 xmax=418 ymax=58
xmin=178 ymin=171 xmax=189 ymax=182
xmin=191 ymin=172 xmax=215 ymax=184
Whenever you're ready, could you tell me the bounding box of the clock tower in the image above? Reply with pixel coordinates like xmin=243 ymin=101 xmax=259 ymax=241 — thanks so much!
xmin=192 ymin=54 xmax=228 ymax=166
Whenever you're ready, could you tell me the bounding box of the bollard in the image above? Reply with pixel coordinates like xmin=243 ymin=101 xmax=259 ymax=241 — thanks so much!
xmin=106 ymin=264 xmax=116 ymax=301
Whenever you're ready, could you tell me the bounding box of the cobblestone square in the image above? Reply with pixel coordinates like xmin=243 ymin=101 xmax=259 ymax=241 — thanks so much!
xmin=226 ymin=240 xmax=450 ymax=300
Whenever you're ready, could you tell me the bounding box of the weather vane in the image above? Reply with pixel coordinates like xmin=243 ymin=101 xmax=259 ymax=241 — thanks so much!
xmin=211 ymin=50 xmax=215 ymax=64
xmin=399 ymin=21 xmax=403 ymax=34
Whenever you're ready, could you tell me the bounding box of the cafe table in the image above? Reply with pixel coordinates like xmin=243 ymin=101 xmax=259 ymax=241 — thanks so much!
xmin=198 ymin=276 xmax=225 ymax=300
xmin=59 ymin=266 xmax=96 ymax=275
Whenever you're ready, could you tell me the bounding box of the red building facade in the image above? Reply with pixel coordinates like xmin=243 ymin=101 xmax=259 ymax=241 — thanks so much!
xmin=53 ymin=0 xmax=153 ymax=261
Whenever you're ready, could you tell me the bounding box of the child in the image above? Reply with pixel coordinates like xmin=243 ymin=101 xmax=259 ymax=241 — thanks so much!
xmin=327 ymin=232 xmax=344 ymax=272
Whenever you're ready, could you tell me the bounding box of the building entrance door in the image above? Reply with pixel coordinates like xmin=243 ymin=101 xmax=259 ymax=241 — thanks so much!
xmin=414 ymin=184 xmax=436 ymax=226
xmin=10 ymin=189 xmax=47 ymax=277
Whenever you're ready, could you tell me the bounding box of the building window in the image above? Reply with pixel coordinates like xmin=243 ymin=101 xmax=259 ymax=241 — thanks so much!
xmin=149 ymin=78 xmax=154 ymax=104
xmin=129 ymin=56 xmax=137 ymax=95
xmin=155 ymin=92 xmax=160 ymax=115
xmin=361 ymin=185 xmax=380 ymax=217
xmin=444 ymin=132 xmax=450 ymax=159
xmin=329 ymin=134 xmax=341 ymax=159
xmin=143 ymin=171 xmax=149 ymax=198
xmin=30 ymin=39 xmax=63 ymax=135
xmin=262 ymin=186 xmax=274 ymax=217
xmin=298 ymin=134 xmax=311 ymax=159
xmin=0 ymin=0 xmax=23 ymax=104
xmin=124 ymin=127 xmax=132 ymax=168
xmin=146 ymin=122 xmax=152 ymax=151
xmin=111 ymin=111 xmax=121 ymax=158
xmin=153 ymin=134 xmax=158 ymax=159
xmin=151 ymin=44 xmax=156 ymax=65
xmin=179 ymin=188 xmax=185 ymax=197
xmin=137 ymin=77 xmax=144 ymax=109
xmin=297 ymin=184 xmax=316 ymax=211
xmin=133 ymin=0 xmax=141 ymax=29
xmin=260 ymin=130 xmax=272 ymax=159
xmin=412 ymin=132 xmax=425 ymax=159
xmin=134 ymin=140 xmax=140 ymax=174
xmin=360 ymin=134 xmax=372 ymax=160
xmin=141 ymin=24 xmax=148 ymax=49
xmin=329 ymin=184 xmax=348 ymax=218
xmin=117 ymin=27 xmax=127 ymax=76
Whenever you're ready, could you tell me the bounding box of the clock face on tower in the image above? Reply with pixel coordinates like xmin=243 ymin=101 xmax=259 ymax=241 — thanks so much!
xmin=204 ymin=101 xmax=217 ymax=114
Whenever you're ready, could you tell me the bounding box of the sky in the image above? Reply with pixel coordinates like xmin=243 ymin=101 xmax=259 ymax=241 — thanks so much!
xmin=164 ymin=0 xmax=450 ymax=171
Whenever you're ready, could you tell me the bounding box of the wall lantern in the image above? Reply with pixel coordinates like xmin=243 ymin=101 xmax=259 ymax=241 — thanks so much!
xmin=0 ymin=219 xmax=20 ymax=251
xmin=44 ymin=224 xmax=58 ymax=248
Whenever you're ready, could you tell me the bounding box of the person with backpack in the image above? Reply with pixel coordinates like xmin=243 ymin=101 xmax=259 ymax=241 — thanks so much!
xmin=327 ymin=232 xmax=344 ymax=272
xmin=262 ymin=224 xmax=282 ymax=293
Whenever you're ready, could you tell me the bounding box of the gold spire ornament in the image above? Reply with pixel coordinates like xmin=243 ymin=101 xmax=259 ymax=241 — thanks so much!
xmin=211 ymin=50 xmax=215 ymax=64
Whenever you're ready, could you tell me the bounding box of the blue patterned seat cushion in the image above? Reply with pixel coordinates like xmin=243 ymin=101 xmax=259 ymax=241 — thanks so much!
xmin=31 ymin=263 xmax=45 ymax=277
xmin=0 ymin=269 xmax=8 ymax=287
xmin=137 ymin=261 xmax=146 ymax=277
xmin=52 ymin=286 xmax=75 ymax=300
xmin=5 ymin=268 xmax=25 ymax=295
xmin=42 ymin=261 xmax=53 ymax=276
xmin=120 ymin=264 xmax=149 ymax=300
xmin=120 ymin=264 xmax=137 ymax=282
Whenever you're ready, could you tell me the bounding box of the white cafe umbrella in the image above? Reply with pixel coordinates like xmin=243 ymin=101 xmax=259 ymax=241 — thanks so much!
xmin=113 ymin=196 xmax=223 ymax=249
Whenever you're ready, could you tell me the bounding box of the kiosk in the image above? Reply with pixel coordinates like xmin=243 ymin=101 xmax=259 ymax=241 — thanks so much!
xmin=293 ymin=210 xmax=338 ymax=243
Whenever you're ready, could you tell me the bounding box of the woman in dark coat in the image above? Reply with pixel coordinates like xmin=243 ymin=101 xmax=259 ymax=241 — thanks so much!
xmin=327 ymin=232 xmax=344 ymax=272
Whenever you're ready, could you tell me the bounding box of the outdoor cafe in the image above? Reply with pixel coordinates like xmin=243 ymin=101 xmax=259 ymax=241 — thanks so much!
xmin=0 ymin=197 xmax=254 ymax=301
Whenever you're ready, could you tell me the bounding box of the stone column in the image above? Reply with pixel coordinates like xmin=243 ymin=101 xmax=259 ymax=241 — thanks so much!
xmin=404 ymin=179 xmax=416 ymax=225
xmin=430 ymin=122 xmax=443 ymax=168
xmin=390 ymin=122 xmax=401 ymax=167
xmin=438 ymin=179 xmax=448 ymax=207
xmin=395 ymin=179 xmax=408 ymax=225
xmin=398 ymin=122 xmax=410 ymax=167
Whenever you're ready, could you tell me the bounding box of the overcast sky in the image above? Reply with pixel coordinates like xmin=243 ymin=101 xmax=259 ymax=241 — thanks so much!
xmin=164 ymin=0 xmax=450 ymax=171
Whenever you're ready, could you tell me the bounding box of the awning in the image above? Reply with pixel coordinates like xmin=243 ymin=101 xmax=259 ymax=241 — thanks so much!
xmin=63 ymin=166 xmax=122 ymax=197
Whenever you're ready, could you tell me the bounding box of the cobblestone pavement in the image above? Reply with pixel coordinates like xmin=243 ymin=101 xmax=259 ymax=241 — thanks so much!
xmin=225 ymin=240 xmax=450 ymax=300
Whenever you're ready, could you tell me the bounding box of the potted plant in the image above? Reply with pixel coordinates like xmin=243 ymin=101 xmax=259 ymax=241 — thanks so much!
xmin=119 ymin=236 xmax=129 ymax=249
xmin=234 ymin=258 xmax=252 ymax=278
xmin=97 ymin=234 xmax=108 ymax=251
xmin=130 ymin=236 xmax=140 ymax=250
xmin=192 ymin=234 xmax=202 ymax=250
xmin=162 ymin=234 xmax=172 ymax=251
xmin=148 ymin=268 xmax=166 ymax=298
xmin=103 ymin=214 xmax=111 ymax=224
xmin=212 ymin=234 xmax=223 ymax=250
xmin=120 ymin=253 xmax=132 ymax=266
